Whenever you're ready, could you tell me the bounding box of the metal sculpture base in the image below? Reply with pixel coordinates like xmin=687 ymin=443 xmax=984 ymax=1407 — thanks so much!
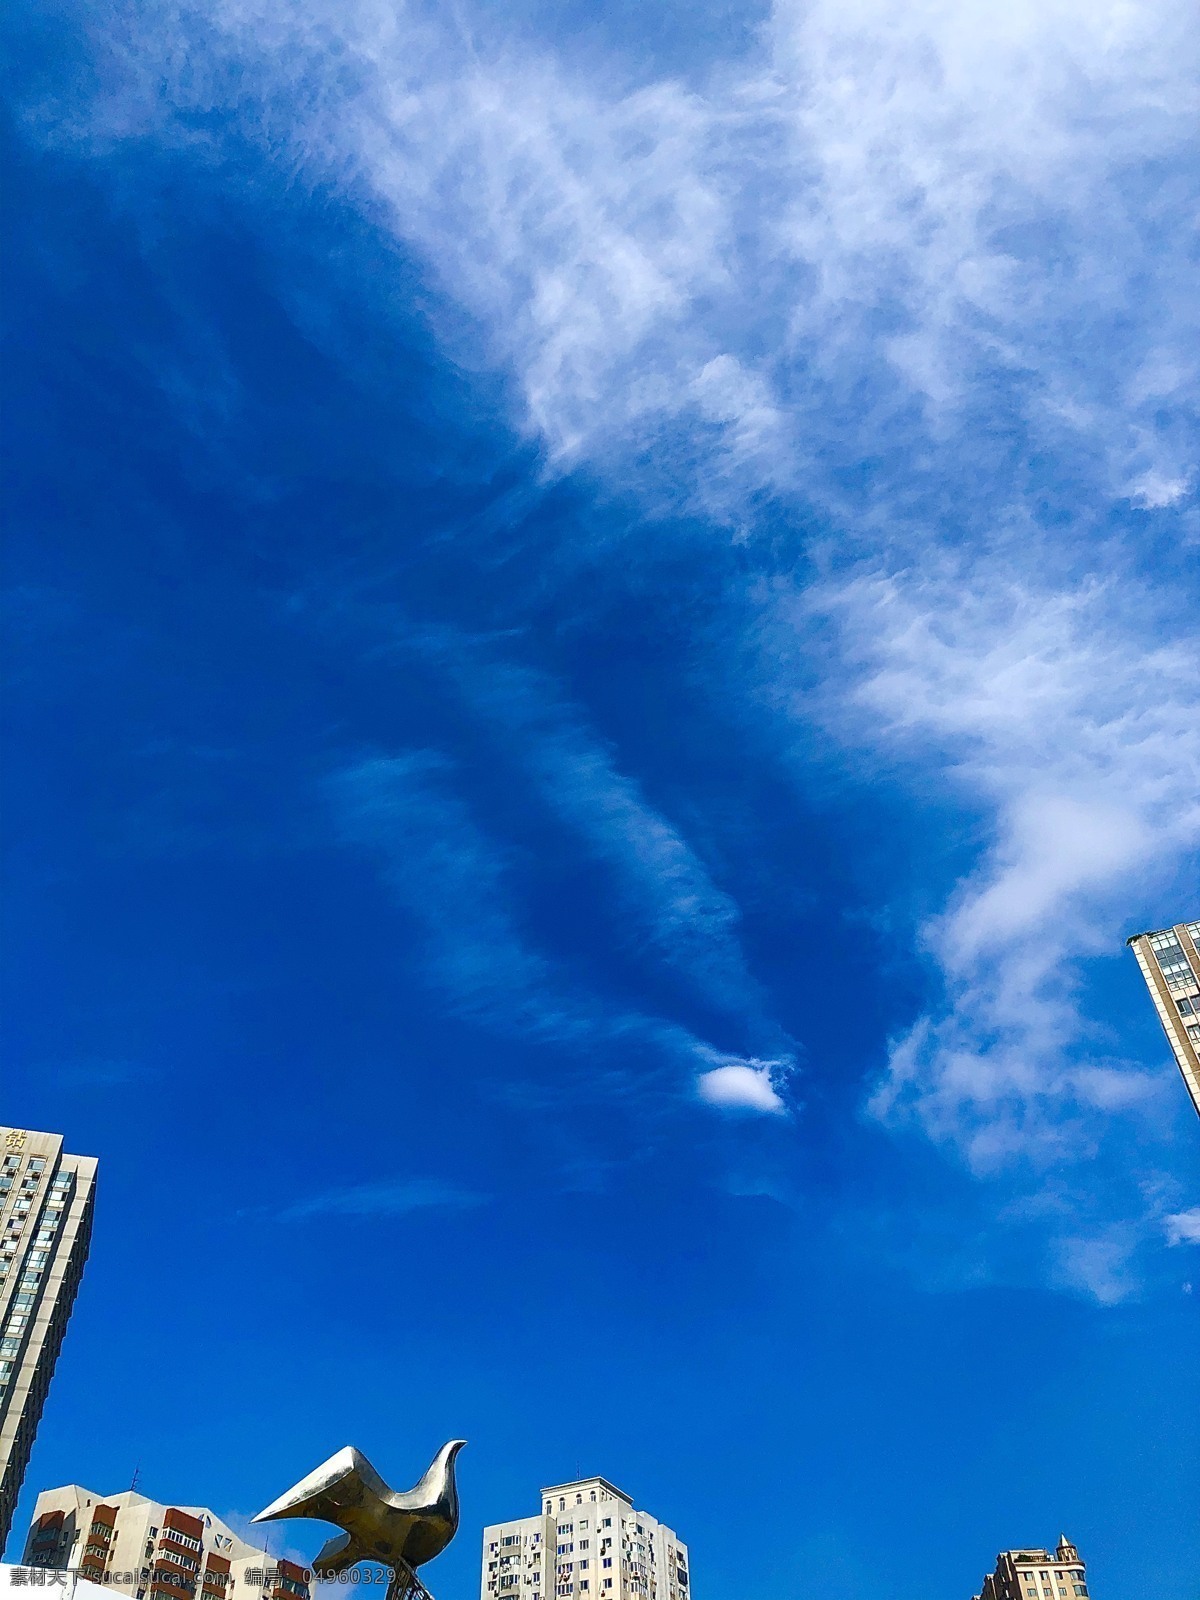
xmin=387 ymin=1559 xmax=434 ymax=1600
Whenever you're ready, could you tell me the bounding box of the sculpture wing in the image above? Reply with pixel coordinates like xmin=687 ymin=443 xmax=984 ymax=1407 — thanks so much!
xmin=253 ymin=1446 xmax=388 ymax=1529
xmin=311 ymin=1534 xmax=365 ymax=1579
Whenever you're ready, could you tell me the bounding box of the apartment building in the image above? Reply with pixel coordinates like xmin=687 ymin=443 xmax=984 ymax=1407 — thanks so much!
xmin=22 ymin=1487 xmax=309 ymax=1600
xmin=973 ymin=1536 xmax=1088 ymax=1600
xmin=0 ymin=1127 xmax=98 ymax=1547
xmin=1128 ymin=919 xmax=1200 ymax=1117
xmin=481 ymin=1477 xmax=689 ymax=1600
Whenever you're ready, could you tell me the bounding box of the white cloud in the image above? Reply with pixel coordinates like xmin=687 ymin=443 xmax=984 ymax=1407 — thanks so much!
xmin=32 ymin=0 xmax=1200 ymax=1283
xmin=413 ymin=639 xmax=782 ymax=1034
xmin=815 ymin=570 xmax=1200 ymax=1168
xmin=697 ymin=1061 xmax=786 ymax=1114
xmin=329 ymin=751 xmax=796 ymax=1108
xmin=1165 ymin=1209 xmax=1200 ymax=1247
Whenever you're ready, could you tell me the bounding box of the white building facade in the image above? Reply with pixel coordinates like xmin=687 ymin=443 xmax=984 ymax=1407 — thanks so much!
xmin=481 ymin=1478 xmax=689 ymax=1600
xmin=22 ymin=1487 xmax=309 ymax=1600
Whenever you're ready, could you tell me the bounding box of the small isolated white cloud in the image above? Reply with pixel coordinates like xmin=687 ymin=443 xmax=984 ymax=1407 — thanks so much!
xmin=1164 ymin=1208 xmax=1200 ymax=1247
xmin=1127 ymin=469 xmax=1192 ymax=510
xmin=697 ymin=1060 xmax=786 ymax=1114
xmin=279 ymin=1177 xmax=485 ymax=1221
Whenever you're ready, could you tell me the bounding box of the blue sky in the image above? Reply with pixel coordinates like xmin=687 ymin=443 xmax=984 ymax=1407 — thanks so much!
xmin=2 ymin=0 xmax=1198 ymax=1594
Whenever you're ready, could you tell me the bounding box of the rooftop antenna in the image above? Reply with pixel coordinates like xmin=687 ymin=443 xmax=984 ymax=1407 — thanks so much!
xmin=130 ymin=1464 xmax=141 ymax=1494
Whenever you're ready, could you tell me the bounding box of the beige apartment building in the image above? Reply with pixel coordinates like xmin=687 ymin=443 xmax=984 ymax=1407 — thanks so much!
xmin=22 ymin=1486 xmax=310 ymax=1600
xmin=1128 ymin=919 xmax=1200 ymax=1117
xmin=481 ymin=1476 xmax=689 ymax=1600
xmin=0 ymin=1127 xmax=98 ymax=1547
xmin=973 ymin=1537 xmax=1088 ymax=1600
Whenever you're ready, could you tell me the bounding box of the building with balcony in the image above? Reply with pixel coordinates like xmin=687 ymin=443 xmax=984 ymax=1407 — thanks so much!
xmin=481 ymin=1477 xmax=689 ymax=1600
xmin=0 ymin=1127 xmax=97 ymax=1547
xmin=22 ymin=1486 xmax=309 ymax=1600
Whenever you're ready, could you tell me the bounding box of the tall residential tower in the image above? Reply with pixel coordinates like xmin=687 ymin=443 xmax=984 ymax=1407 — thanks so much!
xmin=1128 ymin=919 xmax=1200 ymax=1118
xmin=0 ymin=1126 xmax=98 ymax=1548
xmin=481 ymin=1477 xmax=689 ymax=1600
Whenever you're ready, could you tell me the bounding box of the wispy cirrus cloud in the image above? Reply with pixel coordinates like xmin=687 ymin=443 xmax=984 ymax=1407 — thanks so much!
xmin=329 ymin=749 xmax=795 ymax=1110
xmin=410 ymin=637 xmax=781 ymax=1032
xmin=807 ymin=569 xmax=1200 ymax=1169
xmin=278 ymin=1177 xmax=486 ymax=1221
xmin=26 ymin=0 xmax=1200 ymax=1293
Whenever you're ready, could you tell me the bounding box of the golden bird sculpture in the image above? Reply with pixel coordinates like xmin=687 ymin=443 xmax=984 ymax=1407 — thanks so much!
xmin=253 ymin=1440 xmax=466 ymax=1600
